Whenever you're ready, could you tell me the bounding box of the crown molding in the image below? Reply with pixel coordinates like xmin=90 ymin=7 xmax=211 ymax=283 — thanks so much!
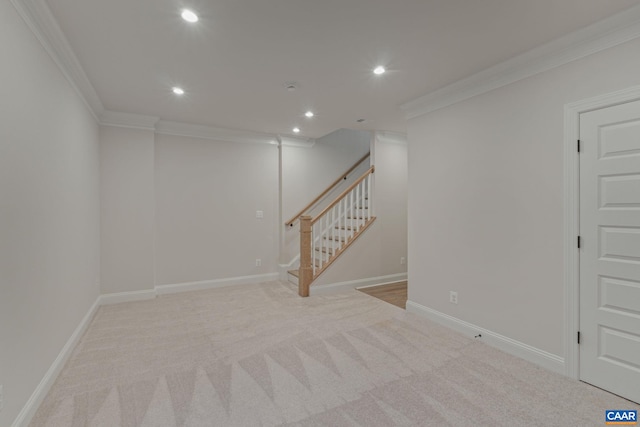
xmin=100 ymin=110 xmax=159 ymax=130
xmin=400 ymin=4 xmax=640 ymax=119
xmin=278 ymin=135 xmax=316 ymax=148
xmin=10 ymin=0 xmax=104 ymax=120
xmin=99 ymin=112 xmax=319 ymax=146
xmin=155 ymin=120 xmax=280 ymax=145
xmin=100 ymin=112 xmax=289 ymax=145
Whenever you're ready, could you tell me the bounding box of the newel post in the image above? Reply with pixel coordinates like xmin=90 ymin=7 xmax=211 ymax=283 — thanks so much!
xmin=299 ymin=215 xmax=312 ymax=297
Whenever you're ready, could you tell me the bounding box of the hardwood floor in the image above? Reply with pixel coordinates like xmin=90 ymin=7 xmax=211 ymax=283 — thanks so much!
xmin=357 ymin=281 xmax=407 ymax=309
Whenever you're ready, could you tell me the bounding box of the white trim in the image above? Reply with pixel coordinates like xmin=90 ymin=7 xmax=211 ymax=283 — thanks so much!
xmin=155 ymin=120 xmax=278 ymax=145
xmin=9 ymin=0 xmax=104 ymax=121
xmin=310 ymin=273 xmax=407 ymax=296
xmin=98 ymin=289 xmax=157 ymax=305
xmin=563 ymin=85 xmax=640 ymax=380
xmin=400 ymin=4 xmax=640 ymax=119
xmin=99 ymin=110 xmax=159 ymax=131
xmin=406 ymin=300 xmax=565 ymax=375
xmin=156 ymin=273 xmax=279 ymax=295
xmin=287 ymin=271 xmax=299 ymax=286
xmin=356 ymin=279 xmax=407 ymax=290
xmin=278 ymin=255 xmax=300 ymax=280
xmin=11 ymin=297 xmax=101 ymax=427
xmin=375 ymin=131 xmax=408 ymax=146
xmin=279 ymin=135 xmax=316 ymax=148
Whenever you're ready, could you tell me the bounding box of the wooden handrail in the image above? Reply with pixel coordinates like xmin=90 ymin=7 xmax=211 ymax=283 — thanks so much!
xmin=284 ymin=152 xmax=370 ymax=227
xmin=311 ymin=166 xmax=374 ymax=225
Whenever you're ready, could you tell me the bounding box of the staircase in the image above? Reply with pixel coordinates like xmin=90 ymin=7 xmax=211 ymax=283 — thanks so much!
xmin=286 ymin=163 xmax=376 ymax=296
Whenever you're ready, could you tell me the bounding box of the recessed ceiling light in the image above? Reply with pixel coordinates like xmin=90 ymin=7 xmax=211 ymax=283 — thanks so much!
xmin=305 ymin=111 xmax=314 ymax=118
xmin=181 ymin=9 xmax=199 ymax=23
xmin=292 ymin=127 xmax=300 ymax=133
xmin=172 ymin=87 xmax=185 ymax=95
xmin=373 ymin=66 xmax=386 ymax=75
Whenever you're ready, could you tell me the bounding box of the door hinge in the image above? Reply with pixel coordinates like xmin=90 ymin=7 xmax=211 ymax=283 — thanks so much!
xmin=577 ymin=331 xmax=581 ymax=344
xmin=577 ymin=140 xmax=580 ymax=153
xmin=577 ymin=236 xmax=581 ymax=248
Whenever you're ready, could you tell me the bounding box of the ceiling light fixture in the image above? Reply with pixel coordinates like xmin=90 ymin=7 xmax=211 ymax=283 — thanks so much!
xmin=181 ymin=9 xmax=199 ymax=23
xmin=305 ymin=111 xmax=314 ymax=118
xmin=172 ymin=87 xmax=185 ymax=95
xmin=373 ymin=66 xmax=386 ymax=75
xmin=292 ymin=127 xmax=300 ymax=133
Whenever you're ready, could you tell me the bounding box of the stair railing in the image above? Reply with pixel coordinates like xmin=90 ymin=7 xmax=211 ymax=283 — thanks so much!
xmin=285 ymin=153 xmax=370 ymax=228
xmin=298 ymin=166 xmax=375 ymax=296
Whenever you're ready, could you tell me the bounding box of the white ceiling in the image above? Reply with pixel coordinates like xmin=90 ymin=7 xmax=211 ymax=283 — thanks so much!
xmin=45 ymin=0 xmax=640 ymax=138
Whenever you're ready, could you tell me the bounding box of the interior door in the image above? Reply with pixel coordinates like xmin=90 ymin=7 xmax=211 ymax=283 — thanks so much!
xmin=579 ymin=99 xmax=640 ymax=404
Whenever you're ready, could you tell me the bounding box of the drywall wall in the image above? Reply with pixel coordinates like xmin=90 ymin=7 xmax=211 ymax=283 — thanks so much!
xmin=313 ymin=132 xmax=408 ymax=286
xmin=154 ymin=134 xmax=279 ymax=286
xmin=281 ymin=129 xmax=371 ymax=263
xmin=407 ymin=38 xmax=640 ymax=358
xmin=0 ymin=1 xmax=100 ymax=425
xmin=99 ymin=126 xmax=155 ymax=294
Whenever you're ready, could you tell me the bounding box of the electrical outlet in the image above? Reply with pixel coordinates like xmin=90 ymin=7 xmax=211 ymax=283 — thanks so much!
xmin=449 ymin=291 xmax=458 ymax=304
xmin=256 ymin=210 xmax=264 ymax=219
xmin=255 ymin=259 xmax=261 ymax=267
xmin=400 ymin=257 xmax=406 ymax=265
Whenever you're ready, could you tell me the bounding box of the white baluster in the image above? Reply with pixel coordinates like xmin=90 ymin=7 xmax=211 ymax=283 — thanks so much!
xmin=338 ymin=198 xmax=342 ymax=250
xmin=321 ymin=215 xmax=325 ymax=268
xmin=357 ymin=182 xmax=361 ymax=231
xmin=330 ymin=206 xmax=334 ymax=258
xmin=312 ymin=222 xmax=316 ymax=276
xmin=349 ymin=190 xmax=354 ymax=238
xmin=367 ymin=174 xmax=371 ymax=221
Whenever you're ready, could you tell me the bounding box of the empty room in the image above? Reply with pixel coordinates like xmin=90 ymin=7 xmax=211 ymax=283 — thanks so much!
xmin=2 ymin=0 xmax=640 ymax=426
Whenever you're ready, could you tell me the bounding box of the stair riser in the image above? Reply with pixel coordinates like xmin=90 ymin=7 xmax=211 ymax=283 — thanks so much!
xmin=287 ymin=272 xmax=299 ymax=286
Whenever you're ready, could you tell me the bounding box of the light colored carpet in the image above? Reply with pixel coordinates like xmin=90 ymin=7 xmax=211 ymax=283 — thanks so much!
xmin=30 ymin=280 xmax=639 ymax=426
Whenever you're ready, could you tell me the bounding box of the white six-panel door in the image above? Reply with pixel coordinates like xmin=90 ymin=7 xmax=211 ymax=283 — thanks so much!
xmin=579 ymin=99 xmax=640 ymax=404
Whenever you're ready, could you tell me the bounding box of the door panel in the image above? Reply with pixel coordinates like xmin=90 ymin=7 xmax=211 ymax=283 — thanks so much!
xmin=579 ymin=99 xmax=640 ymax=404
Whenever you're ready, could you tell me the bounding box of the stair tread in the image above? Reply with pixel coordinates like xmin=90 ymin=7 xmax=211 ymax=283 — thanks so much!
xmin=288 ymin=269 xmax=299 ymax=278
xmin=315 ymin=246 xmax=335 ymax=254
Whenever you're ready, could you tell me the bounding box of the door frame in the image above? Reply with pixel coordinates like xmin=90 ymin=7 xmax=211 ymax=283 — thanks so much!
xmin=563 ymin=85 xmax=640 ymax=380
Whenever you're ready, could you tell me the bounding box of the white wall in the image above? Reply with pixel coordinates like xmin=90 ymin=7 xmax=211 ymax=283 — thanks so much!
xmin=154 ymin=134 xmax=279 ymax=286
xmin=407 ymin=38 xmax=640 ymax=358
xmin=100 ymin=126 xmax=155 ymax=294
xmin=313 ymin=132 xmax=408 ymax=287
xmin=281 ymin=129 xmax=370 ymax=263
xmin=0 ymin=2 xmax=100 ymax=425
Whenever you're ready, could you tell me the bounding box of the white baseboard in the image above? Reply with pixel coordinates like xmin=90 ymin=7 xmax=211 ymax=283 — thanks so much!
xmin=406 ymin=300 xmax=565 ymax=375
xmin=310 ymin=273 xmax=407 ymax=295
xmin=156 ymin=273 xmax=279 ymax=295
xmin=12 ymin=297 xmax=101 ymax=427
xmin=98 ymin=289 xmax=157 ymax=305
